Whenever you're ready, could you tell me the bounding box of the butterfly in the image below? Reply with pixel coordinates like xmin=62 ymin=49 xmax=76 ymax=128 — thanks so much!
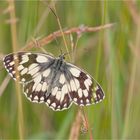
xmin=3 ymin=52 xmax=105 ymax=111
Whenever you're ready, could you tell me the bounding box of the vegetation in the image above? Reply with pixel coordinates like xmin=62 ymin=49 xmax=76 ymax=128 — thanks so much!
xmin=0 ymin=1 xmax=140 ymax=139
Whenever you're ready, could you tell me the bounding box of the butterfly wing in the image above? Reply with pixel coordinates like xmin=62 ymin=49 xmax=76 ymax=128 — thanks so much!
xmin=23 ymin=66 xmax=53 ymax=104
xmin=23 ymin=64 xmax=72 ymax=111
xmin=44 ymin=61 xmax=105 ymax=111
xmin=3 ymin=52 xmax=55 ymax=83
xmin=65 ymin=63 xmax=105 ymax=106
xmin=45 ymin=71 xmax=73 ymax=111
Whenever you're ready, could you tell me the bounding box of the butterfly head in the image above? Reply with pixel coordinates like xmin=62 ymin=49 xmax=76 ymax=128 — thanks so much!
xmin=58 ymin=54 xmax=65 ymax=61
xmin=58 ymin=51 xmax=71 ymax=61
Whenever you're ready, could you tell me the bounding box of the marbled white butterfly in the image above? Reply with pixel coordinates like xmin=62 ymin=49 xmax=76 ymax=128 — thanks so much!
xmin=3 ymin=52 xmax=105 ymax=111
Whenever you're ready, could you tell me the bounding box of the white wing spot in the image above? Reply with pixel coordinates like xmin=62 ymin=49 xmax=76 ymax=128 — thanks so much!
xmin=35 ymin=83 xmax=42 ymax=92
xmin=60 ymin=91 xmax=65 ymax=102
xmin=14 ymin=55 xmax=18 ymax=60
xmin=80 ymin=100 xmax=83 ymax=103
xmin=70 ymin=80 xmax=77 ymax=91
xmin=83 ymin=89 xmax=88 ymax=97
xmin=57 ymin=105 xmax=60 ymax=109
xmin=56 ymin=91 xmax=61 ymax=100
xmin=87 ymin=74 xmax=92 ymax=80
xmin=9 ymin=73 xmax=13 ymax=77
xmin=78 ymin=88 xmax=83 ymax=98
xmin=28 ymin=66 xmax=39 ymax=76
xmin=28 ymin=63 xmax=38 ymax=71
xmin=86 ymin=99 xmax=89 ymax=103
xmin=52 ymin=87 xmax=58 ymax=96
xmin=21 ymin=68 xmax=28 ymax=75
xmin=97 ymin=94 xmax=101 ymax=98
xmin=21 ymin=78 xmax=25 ymax=82
xmin=93 ymin=92 xmax=97 ymax=98
xmin=29 ymin=94 xmax=32 ymax=98
xmin=42 ymin=82 xmax=47 ymax=92
xmin=85 ymin=79 xmax=92 ymax=86
xmin=74 ymin=78 xmax=80 ymax=89
xmin=84 ymin=80 xmax=90 ymax=90
xmin=6 ymin=59 xmax=10 ymax=63
xmin=17 ymin=65 xmax=24 ymax=71
xmin=94 ymin=86 xmax=99 ymax=91
xmin=20 ymin=55 xmax=29 ymax=64
xmin=43 ymin=69 xmax=50 ymax=77
xmin=36 ymin=55 xmax=48 ymax=63
xmin=62 ymin=84 xmax=68 ymax=94
xmin=34 ymin=74 xmax=42 ymax=84
xmin=51 ymin=102 xmax=56 ymax=108
xmin=34 ymin=96 xmax=39 ymax=100
xmin=12 ymin=71 xmax=15 ymax=74
xmin=40 ymin=96 xmax=44 ymax=101
xmin=66 ymin=83 xmax=71 ymax=91
xmin=69 ymin=67 xmax=80 ymax=77
xmin=9 ymin=61 xmax=15 ymax=66
xmin=59 ymin=74 xmax=65 ymax=84
xmin=47 ymin=99 xmax=51 ymax=104
xmin=64 ymin=103 xmax=67 ymax=107
xmin=32 ymin=84 xmax=36 ymax=91
xmin=73 ymin=98 xmax=77 ymax=102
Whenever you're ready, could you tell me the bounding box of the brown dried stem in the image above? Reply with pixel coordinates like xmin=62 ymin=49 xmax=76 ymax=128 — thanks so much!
xmin=7 ymin=0 xmax=24 ymax=139
xmin=82 ymin=108 xmax=93 ymax=140
xmin=69 ymin=110 xmax=82 ymax=140
xmin=124 ymin=0 xmax=140 ymax=25
xmin=69 ymin=109 xmax=93 ymax=140
xmin=21 ymin=23 xmax=115 ymax=51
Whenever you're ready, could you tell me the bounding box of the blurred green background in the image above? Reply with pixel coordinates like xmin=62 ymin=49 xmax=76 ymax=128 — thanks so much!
xmin=0 ymin=1 xmax=140 ymax=139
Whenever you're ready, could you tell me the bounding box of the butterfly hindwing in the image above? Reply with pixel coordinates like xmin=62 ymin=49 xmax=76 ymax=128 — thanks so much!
xmin=23 ymin=68 xmax=72 ymax=111
xmin=23 ymin=67 xmax=53 ymax=103
xmin=45 ymin=71 xmax=72 ymax=111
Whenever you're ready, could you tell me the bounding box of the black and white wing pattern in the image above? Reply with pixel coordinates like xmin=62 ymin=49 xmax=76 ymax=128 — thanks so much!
xmin=65 ymin=63 xmax=105 ymax=106
xmin=23 ymin=67 xmax=72 ymax=111
xmin=3 ymin=52 xmax=55 ymax=83
xmin=3 ymin=52 xmax=105 ymax=111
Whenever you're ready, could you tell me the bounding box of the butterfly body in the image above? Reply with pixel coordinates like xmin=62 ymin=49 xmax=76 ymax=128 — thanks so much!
xmin=3 ymin=52 xmax=105 ymax=111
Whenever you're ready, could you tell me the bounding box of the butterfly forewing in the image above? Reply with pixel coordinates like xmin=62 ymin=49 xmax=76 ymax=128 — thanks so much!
xmin=3 ymin=52 xmax=55 ymax=83
xmin=66 ymin=63 xmax=105 ymax=105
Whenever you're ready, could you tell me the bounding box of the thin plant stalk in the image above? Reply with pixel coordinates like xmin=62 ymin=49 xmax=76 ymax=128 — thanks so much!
xmin=8 ymin=0 xmax=24 ymax=138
